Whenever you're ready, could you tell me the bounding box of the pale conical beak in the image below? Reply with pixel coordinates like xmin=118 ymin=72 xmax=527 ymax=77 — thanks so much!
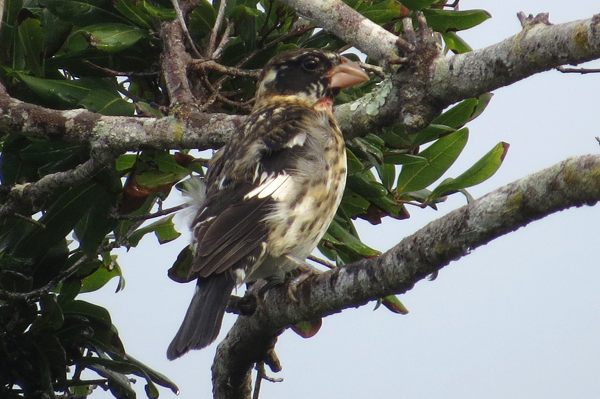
xmin=329 ymin=58 xmax=370 ymax=89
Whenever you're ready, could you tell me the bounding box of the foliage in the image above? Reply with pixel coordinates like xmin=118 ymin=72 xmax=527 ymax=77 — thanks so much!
xmin=0 ymin=0 xmax=504 ymax=397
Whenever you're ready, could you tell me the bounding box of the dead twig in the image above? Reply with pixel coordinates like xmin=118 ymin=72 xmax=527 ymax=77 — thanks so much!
xmin=557 ymin=66 xmax=600 ymax=74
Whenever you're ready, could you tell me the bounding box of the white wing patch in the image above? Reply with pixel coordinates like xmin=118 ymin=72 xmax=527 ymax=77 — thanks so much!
xmin=244 ymin=172 xmax=292 ymax=200
xmin=285 ymin=131 xmax=307 ymax=148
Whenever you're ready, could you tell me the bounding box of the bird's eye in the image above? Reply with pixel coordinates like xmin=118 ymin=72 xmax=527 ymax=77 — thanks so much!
xmin=302 ymin=57 xmax=319 ymax=71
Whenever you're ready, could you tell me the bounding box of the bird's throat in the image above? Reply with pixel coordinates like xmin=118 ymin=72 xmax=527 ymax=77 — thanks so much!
xmin=314 ymin=97 xmax=333 ymax=113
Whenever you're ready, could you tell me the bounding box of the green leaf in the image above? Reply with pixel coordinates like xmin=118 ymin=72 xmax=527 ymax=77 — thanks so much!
xmin=134 ymin=153 xmax=191 ymax=188
xmin=58 ymin=277 xmax=82 ymax=305
xmin=40 ymin=334 xmax=67 ymax=378
xmin=18 ymin=17 xmax=45 ymax=78
xmin=345 ymin=148 xmax=364 ymax=174
xmin=411 ymin=124 xmax=456 ymax=147
xmin=340 ymin=189 xmax=371 ymax=218
xmin=428 ymin=142 xmax=509 ymax=201
xmin=384 ymin=151 xmax=426 ymax=165
xmin=113 ymin=194 xmax=157 ymax=240
xmin=369 ymin=194 xmax=407 ymax=220
xmin=39 ymin=0 xmax=130 ymax=25
xmin=168 ymin=246 xmax=194 ymax=283
xmin=0 ymin=136 xmax=43 ymax=184
xmin=432 ymin=98 xmax=478 ymax=129
xmin=325 ymin=219 xmax=380 ymax=257
xmin=377 ymin=163 xmax=396 ymax=190
xmin=80 ymin=256 xmax=124 ymax=293
xmin=356 ymin=0 xmax=403 ymax=25
xmin=116 ymin=154 xmax=138 ymax=171
xmin=31 ymin=294 xmax=65 ymax=331
xmin=299 ymin=30 xmax=346 ymax=51
xmin=140 ymin=1 xmax=176 ymax=20
xmin=425 ymin=9 xmax=491 ymax=33
xmin=17 ymin=74 xmax=91 ymax=109
xmin=76 ymin=23 xmax=148 ymax=53
xmin=396 ymin=128 xmax=469 ymax=193
xmin=74 ymin=187 xmax=119 ymax=255
xmin=380 ymin=124 xmax=412 ymax=148
xmin=126 ymin=355 xmax=179 ymax=395
xmin=79 ymin=88 xmax=135 ymax=115
xmin=470 ymin=92 xmax=494 ymax=121
xmin=399 ymin=0 xmax=437 ymax=11
xmin=377 ymin=295 xmax=409 ymax=314
xmin=62 ymin=300 xmax=112 ymax=327
xmin=346 ymin=171 xmax=388 ymax=199
xmin=10 ymin=181 xmax=109 ymax=260
xmin=136 ymin=101 xmax=165 ymax=117
xmin=441 ymin=31 xmax=472 ymax=54
xmin=20 ymin=139 xmax=84 ymax=176
xmin=353 ymin=136 xmax=384 ymax=165
xmin=114 ymin=0 xmax=152 ymax=28
xmin=128 ymin=215 xmax=181 ymax=247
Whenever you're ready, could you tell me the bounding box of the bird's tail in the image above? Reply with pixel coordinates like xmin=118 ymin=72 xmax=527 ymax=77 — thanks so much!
xmin=167 ymin=272 xmax=235 ymax=360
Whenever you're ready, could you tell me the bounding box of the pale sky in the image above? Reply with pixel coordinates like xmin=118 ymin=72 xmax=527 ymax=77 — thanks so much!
xmin=87 ymin=1 xmax=600 ymax=398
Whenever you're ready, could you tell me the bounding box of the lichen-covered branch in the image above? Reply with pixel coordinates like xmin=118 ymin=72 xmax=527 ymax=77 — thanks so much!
xmin=3 ymin=12 xmax=597 ymax=151
xmin=0 ymin=84 xmax=241 ymax=151
xmin=336 ymin=13 xmax=600 ymax=136
xmin=212 ymin=154 xmax=600 ymax=399
xmin=278 ymin=0 xmax=407 ymax=62
xmin=430 ymin=14 xmax=600 ymax=103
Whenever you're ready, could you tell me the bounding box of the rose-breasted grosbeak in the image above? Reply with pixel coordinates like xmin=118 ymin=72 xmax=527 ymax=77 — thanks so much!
xmin=167 ymin=49 xmax=369 ymax=360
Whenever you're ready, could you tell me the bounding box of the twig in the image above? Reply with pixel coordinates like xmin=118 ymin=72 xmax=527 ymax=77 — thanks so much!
xmin=81 ymin=60 xmax=160 ymax=77
xmin=171 ymin=0 xmax=202 ymax=58
xmin=190 ymin=60 xmax=261 ymax=78
xmin=212 ymin=19 xmax=234 ymax=59
xmin=207 ymin=0 xmax=228 ymax=58
xmin=0 ymin=253 xmax=92 ymax=301
xmin=252 ymin=362 xmax=283 ymax=399
xmin=0 ymin=151 xmax=114 ymax=220
xmin=307 ymin=255 xmax=336 ymax=269
xmin=114 ymin=203 xmax=189 ymax=222
xmin=557 ymin=66 xmax=600 ymax=74
xmin=199 ymin=74 xmax=254 ymax=111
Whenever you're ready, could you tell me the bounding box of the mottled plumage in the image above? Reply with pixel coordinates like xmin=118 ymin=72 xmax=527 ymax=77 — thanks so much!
xmin=167 ymin=49 xmax=369 ymax=360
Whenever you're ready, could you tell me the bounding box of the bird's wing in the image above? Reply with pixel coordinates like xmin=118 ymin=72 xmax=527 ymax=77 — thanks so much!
xmin=190 ymin=105 xmax=317 ymax=279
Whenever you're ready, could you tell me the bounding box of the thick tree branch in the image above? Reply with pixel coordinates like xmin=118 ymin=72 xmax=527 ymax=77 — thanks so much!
xmin=0 ymin=83 xmax=240 ymax=151
xmin=212 ymin=154 xmax=600 ymax=399
xmin=430 ymin=14 xmax=600 ymax=104
xmin=2 ymin=13 xmax=600 ymax=149
xmin=278 ymin=0 xmax=408 ymax=62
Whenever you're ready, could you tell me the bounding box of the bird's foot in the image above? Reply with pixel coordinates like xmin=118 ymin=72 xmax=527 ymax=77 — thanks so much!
xmin=389 ymin=12 xmax=440 ymax=67
xmin=284 ymin=255 xmax=322 ymax=302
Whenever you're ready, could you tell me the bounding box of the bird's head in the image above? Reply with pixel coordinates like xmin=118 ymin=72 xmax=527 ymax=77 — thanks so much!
xmin=254 ymin=49 xmax=369 ymax=109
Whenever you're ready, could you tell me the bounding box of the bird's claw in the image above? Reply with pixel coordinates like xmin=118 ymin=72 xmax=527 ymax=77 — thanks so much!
xmin=392 ymin=11 xmax=435 ymax=65
xmin=284 ymin=255 xmax=321 ymax=302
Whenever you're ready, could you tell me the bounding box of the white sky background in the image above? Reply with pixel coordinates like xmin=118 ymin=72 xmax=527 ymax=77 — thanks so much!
xmin=86 ymin=1 xmax=600 ymax=398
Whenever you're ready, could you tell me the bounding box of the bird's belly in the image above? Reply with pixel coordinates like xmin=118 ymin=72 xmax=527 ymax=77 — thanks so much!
xmin=265 ymin=153 xmax=347 ymax=262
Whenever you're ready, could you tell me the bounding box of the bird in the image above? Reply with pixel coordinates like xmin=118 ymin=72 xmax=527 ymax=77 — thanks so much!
xmin=167 ymin=48 xmax=369 ymax=360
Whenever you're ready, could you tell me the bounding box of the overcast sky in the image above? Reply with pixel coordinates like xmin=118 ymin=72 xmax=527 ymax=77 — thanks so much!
xmin=87 ymin=1 xmax=600 ymax=398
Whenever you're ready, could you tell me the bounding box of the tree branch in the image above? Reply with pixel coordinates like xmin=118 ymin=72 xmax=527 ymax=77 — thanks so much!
xmin=430 ymin=14 xmax=600 ymax=104
xmin=278 ymin=0 xmax=409 ymax=62
xmin=0 ymin=83 xmax=241 ymax=151
xmin=212 ymin=154 xmax=600 ymax=399
xmin=2 ymin=13 xmax=600 ymax=151
xmin=0 ymin=149 xmax=115 ymax=219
